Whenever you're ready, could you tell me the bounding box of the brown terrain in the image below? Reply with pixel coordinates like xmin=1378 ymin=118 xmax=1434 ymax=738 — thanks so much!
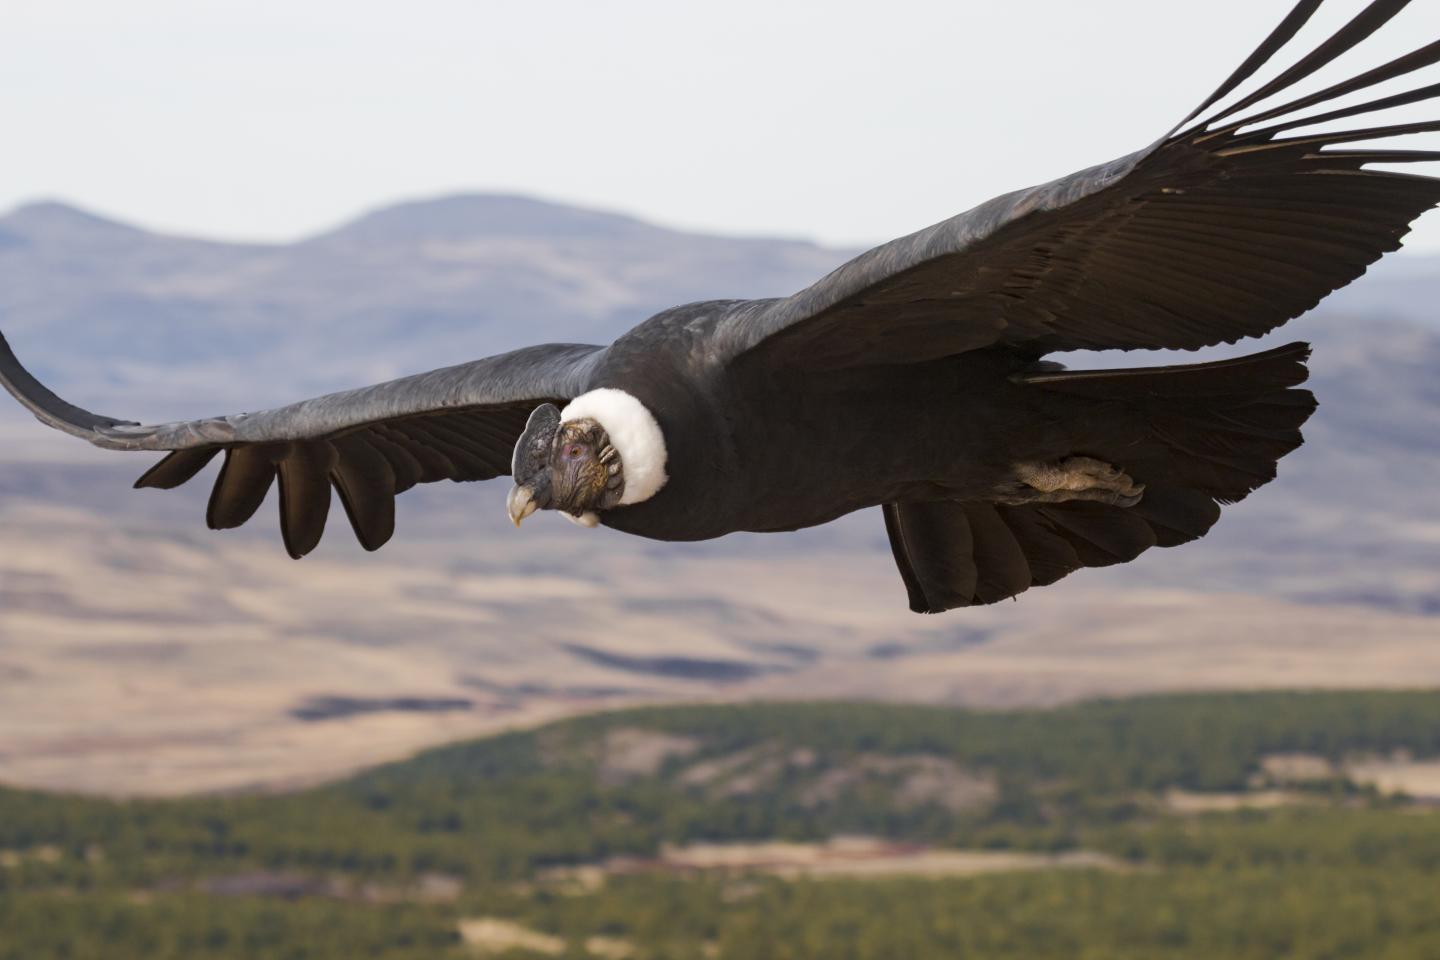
xmin=4 ymin=450 xmax=1440 ymax=795
xmin=1 ymin=196 xmax=1438 ymax=796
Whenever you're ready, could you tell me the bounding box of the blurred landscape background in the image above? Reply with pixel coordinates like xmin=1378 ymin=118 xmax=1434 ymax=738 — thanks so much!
xmin=2 ymin=194 xmax=1438 ymax=795
xmin=3 ymin=195 xmax=1440 ymax=959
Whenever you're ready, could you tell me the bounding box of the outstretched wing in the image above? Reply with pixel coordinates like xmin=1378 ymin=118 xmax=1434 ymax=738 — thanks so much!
xmin=0 ymin=334 xmax=604 ymax=556
xmin=722 ymin=0 xmax=1440 ymax=370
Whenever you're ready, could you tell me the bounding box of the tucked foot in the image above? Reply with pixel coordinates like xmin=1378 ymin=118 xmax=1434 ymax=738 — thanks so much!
xmin=998 ymin=456 xmax=1145 ymax=508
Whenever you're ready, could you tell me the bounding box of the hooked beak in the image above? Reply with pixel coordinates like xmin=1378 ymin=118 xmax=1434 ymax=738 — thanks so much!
xmin=506 ymin=484 xmax=538 ymax=527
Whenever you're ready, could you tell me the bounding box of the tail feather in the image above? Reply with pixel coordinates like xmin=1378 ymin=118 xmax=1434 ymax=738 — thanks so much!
xmin=1032 ymin=342 xmax=1317 ymax=504
xmin=887 ymin=343 xmax=1314 ymax=613
xmin=965 ymin=503 xmax=1034 ymax=604
xmin=1019 ymin=341 xmax=1312 ymax=396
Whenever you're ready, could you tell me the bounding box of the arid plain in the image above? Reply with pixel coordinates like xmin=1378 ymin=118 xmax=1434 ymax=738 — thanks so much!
xmin=2 ymin=196 xmax=1437 ymax=795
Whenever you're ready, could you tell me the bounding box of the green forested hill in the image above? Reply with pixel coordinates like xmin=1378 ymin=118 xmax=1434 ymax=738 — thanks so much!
xmin=5 ymin=690 xmax=1440 ymax=958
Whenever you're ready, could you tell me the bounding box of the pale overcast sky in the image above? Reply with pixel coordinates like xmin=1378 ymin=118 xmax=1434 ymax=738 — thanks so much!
xmin=5 ymin=0 xmax=1440 ymax=250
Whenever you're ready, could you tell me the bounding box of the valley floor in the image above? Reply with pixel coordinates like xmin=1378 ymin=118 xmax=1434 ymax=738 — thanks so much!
xmin=4 ymin=691 xmax=1440 ymax=958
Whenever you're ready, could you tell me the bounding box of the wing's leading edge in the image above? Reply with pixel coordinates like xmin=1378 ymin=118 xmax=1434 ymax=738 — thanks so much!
xmin=1 ymin=333 xmax=604 ymax=555
xmin=723 ymin=0 xmax=1440 ymax=371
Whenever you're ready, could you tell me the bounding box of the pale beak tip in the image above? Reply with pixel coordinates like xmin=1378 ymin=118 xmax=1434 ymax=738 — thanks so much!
xmin=506 ymin=485 xmax=538 ymax=528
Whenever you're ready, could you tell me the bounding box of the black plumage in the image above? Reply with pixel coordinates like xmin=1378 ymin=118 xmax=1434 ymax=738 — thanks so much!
xmin=3 ymin=0 xmax=1437 ymax=612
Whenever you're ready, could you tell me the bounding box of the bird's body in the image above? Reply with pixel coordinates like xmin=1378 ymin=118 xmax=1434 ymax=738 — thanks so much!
xmin=601 ymin=309 xmax=1041 ymax=540
xmin=5 ymin=0 xmax=1440 ymax=612
xmin=503 ymin=301 xmax=1086 ymax=541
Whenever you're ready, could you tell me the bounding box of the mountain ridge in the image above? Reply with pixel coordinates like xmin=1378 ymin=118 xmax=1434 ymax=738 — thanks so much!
xmin=1 ymin=191 xmax=1438 ymax=795
xmin=0 ymin=192 xmax=831 ymax=250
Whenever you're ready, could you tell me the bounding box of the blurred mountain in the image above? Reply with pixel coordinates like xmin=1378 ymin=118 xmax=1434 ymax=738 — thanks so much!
xmin=2 ymin=194 xmax=1439 ymax=794
xmin=0 ymin=195 xmax=851 ymax=417
xmin=2 ymin=192 xmax=1436 ymax=601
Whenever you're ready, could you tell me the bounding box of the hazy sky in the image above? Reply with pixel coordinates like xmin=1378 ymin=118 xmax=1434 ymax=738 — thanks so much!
xmin=6 ymin=0 xmax=1440 ymax=250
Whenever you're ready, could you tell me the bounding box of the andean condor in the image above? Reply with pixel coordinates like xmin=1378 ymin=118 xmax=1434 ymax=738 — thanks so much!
xmin=5 ymin=0 xmax=1440 ymax=613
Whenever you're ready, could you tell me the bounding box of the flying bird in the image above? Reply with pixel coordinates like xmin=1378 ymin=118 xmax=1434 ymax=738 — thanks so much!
xmin=5 ymin=0 xmax=1440 ymax=613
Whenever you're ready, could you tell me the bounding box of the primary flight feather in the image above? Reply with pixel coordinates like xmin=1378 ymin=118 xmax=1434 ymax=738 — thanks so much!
xmin=5 ymin=0 xmax=1439 ymax=612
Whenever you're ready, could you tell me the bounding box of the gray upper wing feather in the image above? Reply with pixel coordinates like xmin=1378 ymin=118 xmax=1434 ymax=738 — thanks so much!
xmin=719 ymin=0 xmax=1440 ymax=370
xmin=717 ymin=145 xmax=1158 ymax=362
xmin=1 ymin=334 xmax=604 ymax=556
xmin=0 ymin=331 xmax=147 ymax=443
xmin=0 ymin=334 xmax=603 ymax=451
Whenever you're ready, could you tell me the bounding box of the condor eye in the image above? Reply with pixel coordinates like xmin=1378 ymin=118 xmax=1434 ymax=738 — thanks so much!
xmin=564 ymin=444 xmax=585 ymax=460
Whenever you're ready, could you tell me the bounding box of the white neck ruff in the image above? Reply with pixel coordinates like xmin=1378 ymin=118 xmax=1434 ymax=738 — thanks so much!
xmin=559 ymin=388 xmax=668 ymax=506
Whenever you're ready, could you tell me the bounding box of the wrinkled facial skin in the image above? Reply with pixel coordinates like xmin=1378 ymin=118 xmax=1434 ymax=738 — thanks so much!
xmin=507 ymin=407 xmax=624 ymax=527
xmin=549 ymin=419 xmax=623 ymax=517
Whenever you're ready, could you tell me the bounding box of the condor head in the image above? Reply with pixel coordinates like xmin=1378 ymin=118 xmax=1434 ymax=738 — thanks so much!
xmin=506 ymin=389 xmax=668 ymax=529
xmin=507 ymin=406 xmax=623 ymax=528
